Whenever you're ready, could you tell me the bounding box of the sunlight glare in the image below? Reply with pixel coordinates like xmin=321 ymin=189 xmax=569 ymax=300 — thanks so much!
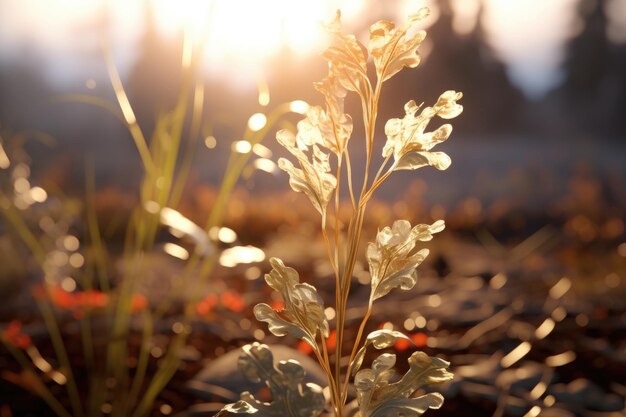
xmin=30 ymin=187 xmax=48 ymax=203
xmin=149 ymin=0 xmax=366 ymax=82
xmin=450 ymin=0 xmax=481 ymax=35
xmin=247 ymin=113 xmax=267 ymax=132
xmin=219 ymin=245 xmax=265 ymax=267
xmin=258 ymin=79 xmax=271 ymax=106
xmin=254 ymin=158 xmax=277 ymax=173
xmin=501 ymin=341 xmax=532 ymax=368
xmin=252 ymin=144 xmax=272 ymax=158
xmin=233 ymin=140 xmax=252 ymax=154
xmin=163 ymin=242 xmax=190 ymax=260
xmin=545 ymin=351 xmax=576 ymax=367
xmin=289 ymin=100 xmax=310 ymax=114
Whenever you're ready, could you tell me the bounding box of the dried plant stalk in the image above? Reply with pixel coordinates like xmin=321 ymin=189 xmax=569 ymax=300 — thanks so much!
xmin=222 ymin=8 xmax=463 ymax=417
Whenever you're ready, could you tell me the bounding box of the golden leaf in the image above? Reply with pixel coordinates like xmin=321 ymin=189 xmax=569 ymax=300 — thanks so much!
xmin=351 ymin=329 xmax=414 ymax=376
xmin=355 ymin=351 xmax=452 ymax=417
xmin=217 ymin=343 xmax=325 ymax=417
xmin=322 ymin=11 xmax=369 ymax=93
xmin=368 ymin=11 xmax=428 ymax=82
xmin=294 ymin=75 xmax=354 ymax=155
xmin=383 ymin=92 xmax=462 ymax=172
xmin=434 ymin=90 xmax=464 ymax=119
xmin=255 ymin=258 xmax=329 ymax=350
xmin=277 ymin=130 xmax=337 ymax=215
xmin=367 ymin=220 xmax=444 ymax=303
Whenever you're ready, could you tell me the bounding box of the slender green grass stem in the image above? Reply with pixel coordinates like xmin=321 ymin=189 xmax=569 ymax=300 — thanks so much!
xmin=170 ymin=83 xmax=204 ymax=207
xmin=130 ymin=327 xmax=187 ymax=417
xmin=85 ymin=161 xmax=110 ymax=292
xmin=79 ymin=313 xmax=94 ymax=376
xmin=105 ymin=49 xmax=153 ymax=175
xmin=0 ymin=202 xmax=47 ymax=265
xmin=54 ymin=94 xmax=126 ymax=125
xmin=126 ymin=311 xmax=153 ymax=413
xmin=36 ymin=299 xmax=84 ymax=417
xmin=0 ymin=340 xmax=72 ymax=417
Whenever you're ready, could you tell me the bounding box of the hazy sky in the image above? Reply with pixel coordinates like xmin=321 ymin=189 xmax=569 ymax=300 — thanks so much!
xmin=0 ymin=0 xmax=623 ymax=98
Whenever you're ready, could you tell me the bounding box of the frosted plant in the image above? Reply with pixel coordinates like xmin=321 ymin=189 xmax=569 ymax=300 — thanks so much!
xmin=220 ymin=8 xmax=462 ymax=417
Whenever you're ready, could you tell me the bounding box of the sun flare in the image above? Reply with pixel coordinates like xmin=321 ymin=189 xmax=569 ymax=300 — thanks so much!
xmin=149 ymin=0 xmax=366 ymax=81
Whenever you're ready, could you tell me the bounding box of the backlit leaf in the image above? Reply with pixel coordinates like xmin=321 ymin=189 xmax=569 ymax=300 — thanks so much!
xmin=216 ymin=400 xmax=258 ymax=416
xmin=255 ymin=258 xmax=329 ymax=351
xmin=434 ymin=90 xmax=464 ymax=119
xmin=277 ymin=130 xmax=337 ymax=215
xmin=368 ymin=220 xmax=444 ymax=303
xmin=217 ymin=343 xmax=325 ymax=417
xmin=264 ymin=258 xmax=299 ymax=295
xmin=254 ymin=304 xmax=315 ymax=347
xmin=380 ymin=352 xmax=453 ymax=399
xmin=368 ymin=394 xmax=445 ymax=417
xmin=394 ymin=151 xmax=451 ymax=171
xmin=383 ymin=92 xmax=462 ymax=172
xmin=351 ymin=329 xmax=414 ymax=376
xmin=368 ymin=10 xmax=428 ymax=82
xmin=322 ymin=10 xmax=368 ymax=93
xmin=298 ymin=75 xmax=354 ymax=155
xmin=355 ymin=351 xmax=452 ymax=417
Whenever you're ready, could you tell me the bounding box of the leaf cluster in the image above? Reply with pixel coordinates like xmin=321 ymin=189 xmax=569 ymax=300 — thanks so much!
xmin=222 ymin=8 xmax=462 ymax=417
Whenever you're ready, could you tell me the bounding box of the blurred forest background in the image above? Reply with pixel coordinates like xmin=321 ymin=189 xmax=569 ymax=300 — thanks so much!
xmin=1 ymin=0 xmax=624 ymax=198
xmin=1 ymin=1 xmax=626 ymax=416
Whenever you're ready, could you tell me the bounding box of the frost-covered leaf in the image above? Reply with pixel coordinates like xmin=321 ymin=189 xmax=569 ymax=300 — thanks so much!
xmin=217 ymin=343 xmax=325 ymax=417
xmin=368 ymin=8 xmax=429 ymax=82
xmin=322 ymin=10 xmax=368 ymax=93
xmin=367 ymin=220 xmax=444 ymax=303
xmin=383 ymin=92 xmax=462 ymax=172
xmin=277 ymin=130 xmax=336 ymax=215
xmin=355 ymin=351 xmax=452 ymax=417
xmin=351 ymin=329 xmax=414 ymax=376
xmin=255 ymin=258 xmax=329 ymax=351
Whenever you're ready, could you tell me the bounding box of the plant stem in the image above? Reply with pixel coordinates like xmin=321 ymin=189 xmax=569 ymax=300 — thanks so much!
xmin=105 ymin=49 xmax=153 ymax=176
xmin=342 ymin=303 xmax=372 ymax=401
xmin=125 ymin=311 xmax=153 ymax=414
xmin=343 ymin=149 xmax=357 ymax=210
xmin=0 ymin=340 xmax=73 ymax=417
xmin=0 ymin=201 xmax=47 ymax=265
xmin=36 ymin=298 xmax=84 ymax=417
